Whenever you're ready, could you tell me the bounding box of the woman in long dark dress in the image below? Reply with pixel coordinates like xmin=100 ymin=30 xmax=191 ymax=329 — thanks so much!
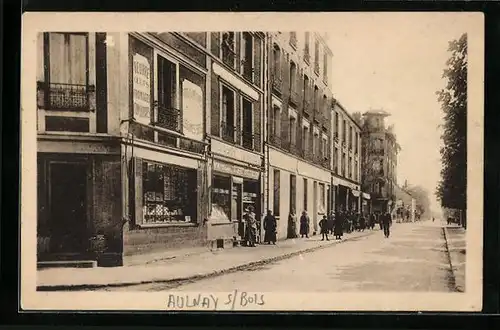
xmin=334 ymin=211 xmax=344 ymax=239
xmin=299 ymin=211 xmax=310 ymax=238
xmin=263 ymin=210 xmax=277 ymax=244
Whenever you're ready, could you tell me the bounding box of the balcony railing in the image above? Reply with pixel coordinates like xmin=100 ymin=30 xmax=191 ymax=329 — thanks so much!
xmin=283 ymin=140 xmax=298 ymax=155
xmin=269 ymin=133 xmax=282 ymax=148
xmin=272 ymin=75 xmax=282 ymax=93
xmin=155 ymin=103 xmax=182 ymax=133
xmin=130 ymin=121 xmax=206 ymax=155
xmin=301 ymin=148 xmax=313 ymax=161
xmin=242 ymin=131 xmax=254 ymax=150
xmin=221 ymin=121 xmax=236 ymax=143
xmin=320 ymin=157 xmax=330 ymax=169
xmin=37 ymin=82 xmax=95 ymax=111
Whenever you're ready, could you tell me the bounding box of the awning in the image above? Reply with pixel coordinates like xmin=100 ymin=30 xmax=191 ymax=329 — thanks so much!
xmin=362 ymin=192 xmax=371 ymax=200
xmin=351 ymin=190 xmax=361 ymax=197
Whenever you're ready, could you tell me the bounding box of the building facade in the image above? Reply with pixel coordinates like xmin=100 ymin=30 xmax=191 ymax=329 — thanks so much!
xmin=35 ymin=31 xmax=265 ymax=267
xmin=394 ymin=184 xmax=416 ymax=222
xmin=360 ymin=110 xmax=400 ymax=214
xmin=265 ymin=32 xmax=333 ymax=239
xmin=331 ymin=100 xmax=364 ymax=214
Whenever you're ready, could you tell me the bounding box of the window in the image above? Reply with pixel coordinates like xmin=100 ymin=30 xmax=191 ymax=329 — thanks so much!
xmin=303 ymin=75 xmax=309 ymax=101
xmin=157 ymin=55 xmax=180 ymax=132
xmin=221 ymin=85 xmax=235 ymax=142
xmin=290 ymin=175 xmax=297 ymax=214
xmin=355 ymin=133 xmax=359 ymax=153
xmin=354 ymin=159 xmax=358 ymax=181
xmin=303 ymin=178 xmax=308 ymax=211
xmin=313 ymin=86 xmax=319 ymax=111
xmin=322 ymin=137 xmax=328 ymax=157
xmin=290 ymin=32 xmax=297 ymax=48
xmin=343 ymin=119 xmax=347 ymax=142
xmin=241 ymin=97 xmax=253 ymax=150
xmin=221 ymin=32 xmax=235 ymax=68
xmin=349 ymin=126 xmax=353 ymax=150
xmin=241 ymin=32 xmax=253 ymax=81
xmin=271 ymin=106 xmax=280 ymax=141
xmin=212 ymin=175 xmax=231 ymax=222
xmin=272 ymin=45 xmax=281 ymax=79
xmin=289 ymin=61 xmax=297 ymax=94
xmin=289 ymin=117 xmax=297 ymax=147
xmin=341 ymin=153 xmax=346 ymax=176
xmin=349 ymin=156 xmax=352 ymax=178
xmin=41 ymin=33 xmax=91 ymax=110
xmin=323 ymin=51 xmax=328 ymax=84
xmin=313 ymin=133 xmax=318 ymax=156
xmin=335 ymin=112 xmax=339 ymax=138
xmin=314 ymin=39 xmax=320 ymax=74
xmin=142 ymin=161 xmax=197 ymax=224
xmin=273 ymin=169 xmax=280 ymax=217
xmin=304 ymin=32 xmax=310 ymax=62
xmin=334 ymin=147 xmax=339 ymax=172
xmin=302 ymin=126 xmax=309 ymax=153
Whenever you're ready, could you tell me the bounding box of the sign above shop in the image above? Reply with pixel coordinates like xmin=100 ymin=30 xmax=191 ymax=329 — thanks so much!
xmin=213 ymin=160 xmax=260 ymax=180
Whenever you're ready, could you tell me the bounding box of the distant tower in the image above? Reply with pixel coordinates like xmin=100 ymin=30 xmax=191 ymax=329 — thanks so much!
xmin=360 ymin=110 xmax=399 ymax=213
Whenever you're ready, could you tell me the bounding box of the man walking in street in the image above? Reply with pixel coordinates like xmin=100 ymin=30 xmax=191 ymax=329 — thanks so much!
xmin=319 ymin=215 xmax=330 ymax=241
xmin=263 ymin=210 xmax=277 ymax=245
xmin=382 ymin=211 xmax=392 ymax=238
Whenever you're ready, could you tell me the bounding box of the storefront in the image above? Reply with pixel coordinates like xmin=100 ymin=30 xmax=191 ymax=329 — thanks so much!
xmin=210 ymin=158 xmax=262 ymax=245
xmin=351 ymin=189 xmax=361 ymax=212
xmin=362 ymin=192 xmax=371 ymax=215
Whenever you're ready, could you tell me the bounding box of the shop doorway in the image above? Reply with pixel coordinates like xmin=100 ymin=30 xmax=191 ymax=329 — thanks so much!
xmin=48 ymin=162 xmax=89 ymax=257
xmin=232 ymin=182 xmax=244 ymax=238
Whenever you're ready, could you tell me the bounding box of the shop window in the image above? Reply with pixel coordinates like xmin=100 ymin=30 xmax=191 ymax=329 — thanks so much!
xmin=273 ymin=169 xmax=280 ymax=217
xmin=221 ymin=85 xmax=236 ymax=143
xmin=241 ymin=32 xmax=254 ymax=81
xmin=142 ymin=161 xmax=197 ymax=224
xmin=211 ymin=175 xmax=231 ymax=222
xmin=39 ymin=32 xmax=94 ymax=112
xmin=241 ymin=97 xmax=254 ymax=150
xmin=303 ymin=178 xmax=308 ymax=211
xmin=156 ymin=55 xmax=181 ymax=132
xmin=290 ymin=174 xmax=296 ymax=214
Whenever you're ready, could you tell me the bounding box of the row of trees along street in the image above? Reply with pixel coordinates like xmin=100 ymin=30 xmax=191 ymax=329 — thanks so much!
xmin=435 ymin=33 xmax=467 ymax=229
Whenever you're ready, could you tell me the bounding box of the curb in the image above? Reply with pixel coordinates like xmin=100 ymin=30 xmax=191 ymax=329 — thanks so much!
xmin=441 ymin=226 xmax=463 ymax=293
xmin=37 ymin=230 xmax=376 ymax=291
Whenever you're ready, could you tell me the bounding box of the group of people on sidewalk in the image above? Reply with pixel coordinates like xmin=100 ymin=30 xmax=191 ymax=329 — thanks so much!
xmin=241 ymin=207 xmax=395 ymax=247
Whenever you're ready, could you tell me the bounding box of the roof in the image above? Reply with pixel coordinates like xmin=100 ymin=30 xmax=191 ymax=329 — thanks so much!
xmin=332 ymin=98 xmax=363 ymax=130
xmin=362 ymin=110 xmax=391 ymax=117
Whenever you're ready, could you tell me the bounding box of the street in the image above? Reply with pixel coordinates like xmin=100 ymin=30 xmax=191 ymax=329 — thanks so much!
xmin=103 ymin=220 xmax=457 ymax=292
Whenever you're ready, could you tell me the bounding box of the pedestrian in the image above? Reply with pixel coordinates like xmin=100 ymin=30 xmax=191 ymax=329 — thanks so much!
xmin=359 ymin=213 xmax=366 ymax=231
xmin=299 ymin=211 xmax=310 ymax=238
xmin=382 ymin=211 xmax=392 ymax=238
xmin=319 ymin=215 xmax=329 ymax=241
xmin=263 ymin=210 xmax=277 ymax=245
xmin=369 ymin=213 xmax=376 ymax=230
xmin=244 ymin=206 xmax=257 ymax=247
xmin=287 ymin=209 xmax=298 ymax=239
xmin=334 ymin=211 xmax=344 ymax=240
xmin=378 ymin=212 xmax=383 ymax=230
xmin=432 ymin=217 xmax=435 ymax=222
xmin=327 ymin=211 xmax=335 ymax=235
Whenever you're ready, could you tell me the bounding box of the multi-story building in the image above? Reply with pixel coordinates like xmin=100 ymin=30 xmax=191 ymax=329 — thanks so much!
xmin=330 ymin=100 xmax=364 ymax=213
xmin=360 ymin=110 xmax=400 ymax=214
xmin=35 ymin=31 xmax=265 ymax=267
xmin=265 ymin=32 xmax=333 ymax=238
xmin=206 ymin=31 xmax=266 ymax=245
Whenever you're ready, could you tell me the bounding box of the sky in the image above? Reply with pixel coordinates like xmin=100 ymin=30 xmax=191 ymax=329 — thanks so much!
xmin=325 ymin=13 xmax=474 ymax=213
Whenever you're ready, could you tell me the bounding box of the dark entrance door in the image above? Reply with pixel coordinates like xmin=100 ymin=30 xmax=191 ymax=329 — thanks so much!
xmin=49 ymin=162 xmax=88 ymax=257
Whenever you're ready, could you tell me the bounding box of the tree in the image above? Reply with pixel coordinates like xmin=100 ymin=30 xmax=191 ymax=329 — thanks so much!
xmin=435 ymin=34 xmax=467 ymax=224
xmin=352 ymin=111 xmax=363 ymax=128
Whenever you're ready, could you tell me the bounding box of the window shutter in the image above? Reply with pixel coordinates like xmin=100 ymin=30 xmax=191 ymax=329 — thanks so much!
xmin=210 ymin=32 xmax=220 ymax=57
xmin=134 ymin=157 xmax=143 ymax=225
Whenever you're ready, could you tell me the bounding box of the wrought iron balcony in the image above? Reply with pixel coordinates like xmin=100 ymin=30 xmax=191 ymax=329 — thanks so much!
xmin=221 ymin=121 xmax=236 ymax=143
xmin=282 ymin=140 xmax=298 ymax=155
xmin=242 ymin=130 xmax=254 ymax=150
xmin=155 ymin=103 xmax=182 ymax=133
xmin=269 ymin=134 xmax=282 ymax=148
xmin=272 ymin=75 xmax=282 ymax=93
xmin=37 ymin=82 xmax=95 ymax=111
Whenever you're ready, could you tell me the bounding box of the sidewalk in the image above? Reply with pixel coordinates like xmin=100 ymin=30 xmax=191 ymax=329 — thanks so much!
xmin=37 ymin=230 xmax=376 ymax=291
xmin=443 ymin=224 xmax=466 ymax=292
